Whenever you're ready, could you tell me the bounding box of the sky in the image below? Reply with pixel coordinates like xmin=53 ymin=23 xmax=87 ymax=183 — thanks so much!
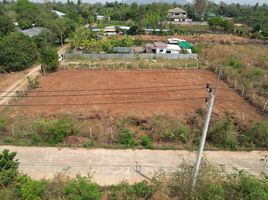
xmin=30 ymin=0 xmax=268 ymax=5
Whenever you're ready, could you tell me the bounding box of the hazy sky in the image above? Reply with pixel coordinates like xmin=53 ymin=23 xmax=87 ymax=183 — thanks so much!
xmin=30 ymin=0 xmax=268 ymax=5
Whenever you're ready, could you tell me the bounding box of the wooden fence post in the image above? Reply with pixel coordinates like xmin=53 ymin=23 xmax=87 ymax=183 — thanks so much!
xmin=263 ymin=100 xmax=268 ymax=111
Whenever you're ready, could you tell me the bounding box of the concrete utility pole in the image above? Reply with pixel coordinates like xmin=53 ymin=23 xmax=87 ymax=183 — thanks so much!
xmin=192 ymin=84 xmax=215 ymax=188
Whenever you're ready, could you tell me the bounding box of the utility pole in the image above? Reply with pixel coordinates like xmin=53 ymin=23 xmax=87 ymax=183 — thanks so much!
xmin=191 ymin=84 xmax=215 ymax=188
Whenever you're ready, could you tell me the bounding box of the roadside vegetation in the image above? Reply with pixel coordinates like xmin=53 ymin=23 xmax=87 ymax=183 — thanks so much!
xmin=0 ymin=112 xmax=267 ymax=151
xmin=201 ymin=44 xmax=268 ymax=112
xmin=0 ymin=150 xmax=267 ymax=200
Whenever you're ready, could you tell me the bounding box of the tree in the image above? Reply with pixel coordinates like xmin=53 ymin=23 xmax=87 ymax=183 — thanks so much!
xmin=0 ymin=149 xmax=19 ymax=187
xmin=0 ymin=15 xmax=15 ymax=36
xmin=193 ymin=0 xmax=208 ymax=18
xmin=0 ymin=32 xmax=38 ymax=72
xmin=40 ymin=44 xmax=59 ymax=73
xmin=18 ymin=18 xmax=32 ymax=29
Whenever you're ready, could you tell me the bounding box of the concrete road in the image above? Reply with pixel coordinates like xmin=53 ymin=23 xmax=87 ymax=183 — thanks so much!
xmin=0 ymin=146 xmax=267 ymax=185
xmin=0 ymin=45 xmax=69 ymax=105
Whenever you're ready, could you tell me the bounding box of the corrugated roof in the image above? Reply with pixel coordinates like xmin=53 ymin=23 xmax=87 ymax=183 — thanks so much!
xmin=167 ymin=44 xmax=181 ymax=51
xmin=20 ymin=27 xmax=46 ymax=37
xmin=153 ymin=42 xmax=167 ymax=48
xmin=178 ymin=41 xmax=192 ymax=49
xmin=168 ymin=7 xmax=186 ymax=13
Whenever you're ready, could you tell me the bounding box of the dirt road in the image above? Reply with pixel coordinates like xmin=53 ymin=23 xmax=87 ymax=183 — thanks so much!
xmin=0 ymin=146 xmax=267 ymax=185
xmin=0 ymin=45 xmax=69 ymax=105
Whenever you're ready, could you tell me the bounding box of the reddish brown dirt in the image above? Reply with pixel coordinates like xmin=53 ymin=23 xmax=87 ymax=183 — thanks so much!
xmin=14 ymin=69 xmax=263 ymax=120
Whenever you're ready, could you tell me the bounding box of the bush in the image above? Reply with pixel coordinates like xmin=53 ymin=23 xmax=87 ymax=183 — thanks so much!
xmin=20 ymin=177 xmax=47 ymax=200
xmin=64 ymin=176 xmax=101 ymax=200
xmin=140 ymin=135 xmax=154 ymax=149
xmin=208 ymin=117 xmax=238 ymax=150
xmin=0 ymin=150 xmax=19 ymax=187
xmin=152 ymin=115 xmax=190 ymax=143
xmin=237 ymin=175 xmax=268 ymax=200
xmin=119 ymin=128 xmax=137 ymax=148
xmin=0 ymin=116 xmax=6 ymax=130
xmin=244 ymin=121 xmax=268 ymax=148
xmin=35 ymin=117 xmax=76 ymax=145
xmin=108 ymin=181 xmax=156 ymax=200
xmin=84 ymin=139 xmax=95 ymax=148
xmin=228 ymin=56 xmax=243 ymax=69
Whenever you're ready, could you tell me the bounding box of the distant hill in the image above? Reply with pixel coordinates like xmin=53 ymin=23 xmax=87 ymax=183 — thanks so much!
xmin=125 ymin=0 xmax=189 ymax=5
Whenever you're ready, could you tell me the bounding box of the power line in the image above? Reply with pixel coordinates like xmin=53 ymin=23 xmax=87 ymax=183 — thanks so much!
xmin=0 ymin=87 xmax=208 ymax=98
xmin=0 ymin=83 xmax=221 ymax=93
xmin=0 ymin=97 xmax=206 ymax=107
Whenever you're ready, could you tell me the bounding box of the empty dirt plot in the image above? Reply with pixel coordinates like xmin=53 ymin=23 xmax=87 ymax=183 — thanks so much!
xmin=12 ymin=69 xmax=262 ymax=120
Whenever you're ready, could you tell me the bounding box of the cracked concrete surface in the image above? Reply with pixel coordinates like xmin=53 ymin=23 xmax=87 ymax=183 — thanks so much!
xmin=0 ymin=146 xmax=267 ymax=185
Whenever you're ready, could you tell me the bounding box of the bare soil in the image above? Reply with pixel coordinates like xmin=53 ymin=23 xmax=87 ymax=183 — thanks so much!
xmin=13 ymin=69 xmax=263 ymax=121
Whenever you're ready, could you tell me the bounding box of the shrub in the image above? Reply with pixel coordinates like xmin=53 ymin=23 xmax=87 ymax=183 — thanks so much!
xmin=20 ymin=177 xmax=47 ymax=200
xmin=237 ymin=174 xmax=268 ymax=200
xmin=208 ymin=117 xmax=238 ymax=150
xmin=228 ymin=56 xmax=243 ymax=69
xmin=119 ymin=128 xmax=137 ymax=148
xmin=244 ymin=121 xmax=268 ymax=148
xmin=108 ymin=181 xmax=156 ymax=200
xmin=140 ymin=135 xmax=154 ymax=149
xmin=84 ymin=139 xmax=95 ymax=148
xmin=0 ymin=150 xmax=19 ymax=187
xmin=152 ymin=115 xmax=190 ymax=143
xmin=64 ymin=176 xmax=101 ymax=200
xmin=35 ymin=117 xmax=76 ymax=145
xmin=0 ymin=116 xmax=6 ymax=130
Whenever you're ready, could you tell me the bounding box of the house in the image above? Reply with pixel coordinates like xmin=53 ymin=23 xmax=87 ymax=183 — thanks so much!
xmin=117 ymin=26 xmax=130 ymax=34
xmin=207 ymin=12 xmax=216 ymax=20
xmin=18 ymin=27 xmax=47 ymax=37
xmin=144 ymin=28 xmax=169 ymax=35
xmin=96 ymin=15 xmax=105 ymax=21
xmin=178 ymin=41 xmax=192 ymax=54
xmin=166 ymin=44 xmax=181 ymax=54
xmin=167 ymin=7 xmax=192 ymax=24
xmin=52 ymin=10 xmax=66 ymax=18
xmin=104 ymin=26 xmax=117 ymax=36
xmin=146 ymin=42 xmax=167 ymax=54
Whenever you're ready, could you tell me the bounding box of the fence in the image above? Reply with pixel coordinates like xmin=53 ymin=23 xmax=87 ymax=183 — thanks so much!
xmin=65 ymin=53 xmax=198 ymax=60
xmin=213 ymin=66 xmax=268 ymax=114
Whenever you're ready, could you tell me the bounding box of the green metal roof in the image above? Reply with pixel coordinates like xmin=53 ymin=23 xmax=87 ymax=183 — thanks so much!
xmin=178 ymin=41 xmax=192 ymax=49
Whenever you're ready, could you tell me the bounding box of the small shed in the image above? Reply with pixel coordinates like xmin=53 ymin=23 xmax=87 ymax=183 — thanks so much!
xmin=146 ymin=42 xmax=167 ymax=54
xmin=178 ymin=41 xmax=192 ymax=54
xmin=104 ymin=26 xmax=117 ymax=36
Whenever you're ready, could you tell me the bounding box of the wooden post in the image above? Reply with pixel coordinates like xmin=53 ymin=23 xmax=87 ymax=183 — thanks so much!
xmin=241 ymin=87 xmax=245 ymax=96
xmin=263 ymin=100 xmax=268 ymax=111
xmin=234 ymin=80 xmax=237 ymax=88
xmin=89 ymin=127 xmax=92 ymax=139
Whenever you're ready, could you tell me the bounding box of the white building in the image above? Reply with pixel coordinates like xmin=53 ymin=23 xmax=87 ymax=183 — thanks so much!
xmin=168 ymin=7 xmax=192 ymax=24
xmin=166 ymin=44 xmax=181 ymax=54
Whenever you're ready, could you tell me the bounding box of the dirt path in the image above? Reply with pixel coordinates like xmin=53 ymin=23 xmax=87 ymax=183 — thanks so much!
xmin=0 ymin=146 xmax=267 ymax=185
xmin=0 ymin=45 xmax=69 ymax=105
